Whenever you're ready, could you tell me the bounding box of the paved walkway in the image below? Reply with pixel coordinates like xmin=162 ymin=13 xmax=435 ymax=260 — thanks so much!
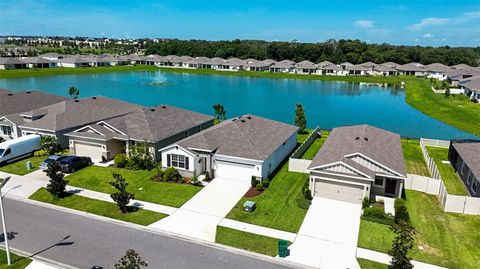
xmin=149 ymin=177 xmax=251 ymax=242
xmin=285 ymin=197 xmax=362 ymax=269
xmin=26 ymin=260 xmax=61 ymax=269
xmin=357 ymin=248 xmax=447 ymax=269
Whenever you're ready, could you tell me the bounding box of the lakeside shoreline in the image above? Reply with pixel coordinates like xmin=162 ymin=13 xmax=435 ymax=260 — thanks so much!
xmin=0 ymin=66 xmax=478 ymax=137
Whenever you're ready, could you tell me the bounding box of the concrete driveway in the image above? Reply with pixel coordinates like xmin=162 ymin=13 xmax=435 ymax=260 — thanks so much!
xmin=285 ymin=197 xmax=362 ymax=269
xmin=149 ymin=177 xmax=250 ymax=242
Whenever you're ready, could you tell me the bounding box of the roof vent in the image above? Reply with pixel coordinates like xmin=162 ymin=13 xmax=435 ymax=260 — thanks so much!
xmin=161 ymin=105 xmax=167 ymax=109
xmin=74 ymin=99 xmax=80 ymax=103
xmin=232 ymin=119 xmax=237 ymax=121
xmin=26 ymin=91 xmax=31 ymax=94
xmin=150 ymin=108 xmax=156 ymax=112
xmin=246 ymin=116 xmax=252 ymax=120
xmin=240 ymin=119 xmax=246 ymax=123
xmin=355 ymin=137 xmax=360 ymax=140
xmin=364 ymin=137 xmax=369 ymax=141
xmin=7 ymin=93 xmax=13 ymax=96
xmin=92 ymin=96 xmax=97 ymax=99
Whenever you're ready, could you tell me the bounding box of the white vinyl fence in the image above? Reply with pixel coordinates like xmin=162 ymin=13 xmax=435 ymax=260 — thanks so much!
xmin=288 ymin=126 xmax=320 ymax=173
xmin=405 ymin=139 xmax=480 ymax=215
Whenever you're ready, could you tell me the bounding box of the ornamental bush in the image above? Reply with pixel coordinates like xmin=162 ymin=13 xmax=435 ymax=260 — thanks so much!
xmin=394 ymin=198 xmax=410 ymax=223
xmin=163 ymin=167 xmax=181 ymax=182
xmin=114 ymin=154 xmax=128 ymax=168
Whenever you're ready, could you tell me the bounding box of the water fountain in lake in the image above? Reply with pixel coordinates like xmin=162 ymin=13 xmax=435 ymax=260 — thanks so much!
xmin=148 ymin=71 xmax=168 ymax=85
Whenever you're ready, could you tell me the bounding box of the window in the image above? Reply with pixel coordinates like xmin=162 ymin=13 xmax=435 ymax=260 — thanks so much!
xmin=170 ymin=154 xmax=189 ymax=169
xmin=472 ymin=181 xmax=478 ymax=194
xmin=374 ymin=178 xmax=384 ymax=186
xmin=1 ymin=125 xmax=12 ymax=136
xmin=461 ymin=162 xmax=465 ymax=175
xmin=467 ymin=172 xmax=473 ymax=186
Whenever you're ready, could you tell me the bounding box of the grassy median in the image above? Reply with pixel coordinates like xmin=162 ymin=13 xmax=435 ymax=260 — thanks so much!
xmin=29 ymin=188 xmax=166 ymax=226
xmin=0 ymin=249 xmax=31 ymax=269
xmin=425 ymin=146 xmax=468 ymax=195
xmin=215 ymin=226 xmax=283 ymax=257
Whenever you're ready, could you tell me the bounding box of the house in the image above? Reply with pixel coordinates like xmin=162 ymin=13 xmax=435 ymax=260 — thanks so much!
xmin=243 ymin=59 xmax=270 ymax=71
xmin=307 ymin=125 xmax=406 ymax=204
xmin=448 ymin=140 xmax=480 ymax=197
xmin=209 ymin=57 xmax=227 ymax=70
xmin=270 ymin=60 xmax=295 ymax=73
xmin=196 ymin=57 xmax=213 ymax=69
xmin=396 ymin=62 xmax=427 ymax=76
xmin=56 ymin=56 xmax=92 ymax=68
xmin=318 ymin=64 xmax=346 ymax=76
xmin=21 ymin=57 xmax=57 ymax=68
xmin=223 ymin=58 xmax=245 ymax=71
xmin=347 ymin=64 xmax=370 ymax=75
xmin=372 ymin=65 xmax=397 ymax=76
xmin=317 ymin=61 xmax=334 ymax=68
xmin=65 ymin=105 xmax=214 ymax=162
xmin=295 ymin=60 xmax=317 ymax=74
xmin=380 ymin=62 xmax=399 ymax=69
xmin=0 ymin=57 xmax=28 ymax=70
xmin=0 ymin=90 xmax=68 ymax=140
xmin=425 ymin=63 xmax=451 ymax=80
xmin=459 ymin=75 xmax=480 ymax=102
xmin=358 ymin=61 xmax=378 ymax=69
xmin=451 ymin=64 xmax=475 ymax=70
xmin=340 ymin=62 xmax=353 ymax=71
xmin=37 ymin=53 xmax=64 ymax=61
xmin=17 ymin=96 xmax=143 ymax=148
xmin=129 ymin=54 xmax=147 ymax=65
xmin=160 ymin=115 xmax=298 ymax=181
xmin=446 ymin=68 xmax=480 ymax=87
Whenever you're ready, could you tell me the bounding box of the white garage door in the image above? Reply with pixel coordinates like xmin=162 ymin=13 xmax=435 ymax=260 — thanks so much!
xmin=313 ymin=179 xmax=365 ymax=204
xmin=74 ymin=142 xmax=104 ymax=162
xmin=215 ymin=160 xmax=256 ymax=182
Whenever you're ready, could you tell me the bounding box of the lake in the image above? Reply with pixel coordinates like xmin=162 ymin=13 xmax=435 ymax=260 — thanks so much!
xmin=0 ymin=71 xmax=475 ymax=139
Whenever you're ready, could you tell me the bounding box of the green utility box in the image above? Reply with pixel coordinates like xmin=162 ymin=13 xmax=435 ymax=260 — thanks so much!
xmin=278 ymin=240 xmax=289 ymax=258
xmin=26 ymin=161 xmax=33 ymax=170
xmin=243 ymin=201 xmax=256 ymax=212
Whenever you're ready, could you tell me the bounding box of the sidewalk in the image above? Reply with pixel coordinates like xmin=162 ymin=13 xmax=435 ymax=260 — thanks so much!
xmin=26 ymin=260 xmax=62 ymax=269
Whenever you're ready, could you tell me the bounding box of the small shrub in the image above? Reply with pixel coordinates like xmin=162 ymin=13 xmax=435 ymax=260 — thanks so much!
xmin=394 ymin=198 xmax=410 ymax=223
xmin=251 ymin=176 xmax=258 ymax=188
xmin=255 ymin=182 xmax=263 ymax=191
xmin=262 ymin=178 xmax=270 ymax=189
xmin=163 ymin=167 xmax=181 ymax=182
xmin=114 ymin=154 xmax=128 ymax=168
xmin=362 ymin=206 xmax=394 ymax=226
xmin=302 ymin=179 xmax=312 ymax=200
xmin=34 ymin=149 xmax=49 ymax=157
xmin=296 ymin=197 xmax=311 ymax=209
xmin=362 ymin=197 xmax=370 ymax=209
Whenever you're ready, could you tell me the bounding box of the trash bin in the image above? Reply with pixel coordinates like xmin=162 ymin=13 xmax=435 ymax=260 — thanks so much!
xmin=26 ymin=161 xmax=33 ymax=170
xmin=243 ymin=201 xmax=256 ymax=212
xmin=278 ymin=239 xmax=289 ymax=258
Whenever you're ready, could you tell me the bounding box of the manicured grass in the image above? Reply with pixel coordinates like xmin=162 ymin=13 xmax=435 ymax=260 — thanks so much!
xmin=215 ymin=226 xmax=283 ymax=257
xmin=66 ymin=166 xmax=201 ymax=207
xmin=301 ymin=131 xmax=329 ymax=160
xmin=0 ymin=65 xmax=160 ymax=79
xmin=0 ymin=156 xmax=45 ymax=175
xmin=226 ymin=162 xmax=309 ymax=233
xmin=29 ymin=188 xmax=166 ymax=226
xmin=357 ymin=190 xmax=480 ymax=268
xmin=400 ymin=139 xmax=430 ymax=176
xmin=0 ymin=249 xmax=31 ymax=269
xmin=404 ymin=77 xmax=480 ymax=137
xmin=357 ymin=258 xmax=387 ymax=269
xmin=425 ymin=146 xmax=467 ymax=195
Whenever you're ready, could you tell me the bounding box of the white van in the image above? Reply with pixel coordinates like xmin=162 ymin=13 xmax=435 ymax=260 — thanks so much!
xmin=0 ymin=135 xmax=41 ymax=165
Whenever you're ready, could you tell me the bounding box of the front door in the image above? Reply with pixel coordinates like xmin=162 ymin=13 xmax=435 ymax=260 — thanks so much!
xmin=385 ymin=178 xmax=397 ymax=197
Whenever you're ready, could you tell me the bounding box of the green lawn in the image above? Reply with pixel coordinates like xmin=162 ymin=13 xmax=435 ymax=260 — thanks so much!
xmin=425 ymin=147 xmax=467 ymax=195
xmin=301 ymin=131 xmax=329 ymax=160
xmin=400 ymin=139 xmax=430 ymax=176
xmin=0 ymin=156 xmax=45 ymax=175
xmin=29 ymin=188 xmax=166 ymax=225
xmin=357 ymin=190 xmax=480 ymax=268
xmin=66 ymin=166 xmax=201 ymax=207
xmin=215 ymin=226 xmax=283 ymax=257
xmin=0 ymin=249 xmax=31 ymax=269
xmin=226 ymin=162 xmax=309 ymax=233
xmin=357 ymin=258 xmax=387 ymax=269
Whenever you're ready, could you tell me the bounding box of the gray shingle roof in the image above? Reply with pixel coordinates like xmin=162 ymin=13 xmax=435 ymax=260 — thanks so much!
xmin=425 ymin=63 xmax=451 ymax=73
xmin=177 ymin=114 xmax=298 ymax=161
xmin=460 ymin=75 xmax=480 ymax=91
xmin=21 ymin=57 xmax=55 ymax=64
xmin=452 ymin=140 xmax=480 ymax=179
xmin=0 ymin=90 xmax=68 ymax=116
xmin=296 ymin=60 xmax=317 ymax=69
xmin=19 ymin=96 xmax=142 ymax=132
xmin=308 ymin=125 xmax=406 ymax=177
xmin=0 ymin=57 xmax=26 ymax=65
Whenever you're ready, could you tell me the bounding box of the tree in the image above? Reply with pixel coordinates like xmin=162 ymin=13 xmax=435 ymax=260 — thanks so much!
xmin=294 ymin=103 xmax=307 ymax=133
xmin=444 ymin=88 xmax=450 ymax=97
xmin=110 ymin=173 xmax=135 ymax=213
xmin=388 ymin=220 xmax=416 ymax=269
xmin=212 ymin=104 xmax=226 ymax=121
xmin=46 ymin=162 xmax=68 ymax=198
xmin=41 ymin=136 xmax=60 ymax=155
xmin=115 ymin=249 xmax=148 ymax=269
xmin=68 ymin=86 xmax=80 ymax=99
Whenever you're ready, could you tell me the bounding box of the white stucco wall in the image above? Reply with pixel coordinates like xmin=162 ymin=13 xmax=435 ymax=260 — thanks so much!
xmin=261 ymin=132 xmax=297 ymax=178
xmin=161 ymin=145 xmax=196 ymax=173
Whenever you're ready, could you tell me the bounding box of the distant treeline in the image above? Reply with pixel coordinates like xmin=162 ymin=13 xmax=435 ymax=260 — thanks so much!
xmin=145 ymin=39 xmax=480 ymax=66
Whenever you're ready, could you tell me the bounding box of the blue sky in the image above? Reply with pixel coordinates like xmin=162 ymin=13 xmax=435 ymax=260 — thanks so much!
xmin=1 ymin=0 xmax=479 ymax=46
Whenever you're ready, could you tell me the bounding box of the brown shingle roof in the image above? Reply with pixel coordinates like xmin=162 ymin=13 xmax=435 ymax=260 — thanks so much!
xmin=308 ymin=125 xmax=406 ymax=177
xmin=452 ymin=141 xmax=480 ymax=179
xmin=0 ymin=90 xmax=68 ymax=116
xmin=177 ymin=115 xmax=298 ymax=161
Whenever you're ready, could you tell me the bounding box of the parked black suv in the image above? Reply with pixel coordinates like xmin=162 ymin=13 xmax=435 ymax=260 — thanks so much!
xmin=57 ymin=156 xmax=93 ymax=173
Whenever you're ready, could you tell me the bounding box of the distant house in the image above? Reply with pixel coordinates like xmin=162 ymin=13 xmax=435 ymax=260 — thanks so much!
xmin=37 ymin=53 xmax=64 ymax=61
xmin=56 ymin=56 xmax=92 ymax=68
xmin=317 ymin=61 xmax=334 ymax=68
xmin=318 ymin=64 xmax=346 ymax=76
xmin=447 ymin=68 xmax=480 ymax=87
xmin=358 ymin=61 xmax=377 ymax=69
xmin=396 ymin=62 xmax=427 ymax=76
xmin=459 ymin=75 xmax=480 ymax=102
xmin=270 ymin=60 xmax=295 ymax=73
xmin=223 ymin=58 xmax=245 ymax=71
xmin=243 ymin=59 xmax=271 ymax=71
xmin=21 ymin=57 xmax=57 ymax=68
xmin=347 ymin=64 xmax=370 ymax=75
xmin=0 ymin=91 xmax=67 ymax=140
xmin=380 ymin=62 xmax=399 ymax=69
xmin=340 ymin=62 xmax=353 ymax=71
xmin=65 ymin=105 xmax=214 ymax=162
xmin=295 ymin=60 xmax=317 ymax=74
xmin=308 ymin=125 xmax=406 ymax=204
xmin=448 ymin=140 xmax=480 ymax=197
xmin=160 ymin=115 xmax=298 ymax=181
xmin=425 ymin=63 xmax=451 ymax=81
xmin=372 ymin=65 xmax=397 ymax=76
xmin=0 ymin=57 xmax=27 ymax=70
xmin=17 ymin=96 xmax=143 ymax=148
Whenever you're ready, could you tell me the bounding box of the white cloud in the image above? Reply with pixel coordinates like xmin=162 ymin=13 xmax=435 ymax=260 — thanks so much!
xmin=355 ymin=20 xmax=374 ymax=29
xmin=414 ymin=38 xmax=420 ymax=42
xmin=409 ymin=11 xmax=480 ymax=30
xmin=422 ymin=33 xmax=433 ymax=38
